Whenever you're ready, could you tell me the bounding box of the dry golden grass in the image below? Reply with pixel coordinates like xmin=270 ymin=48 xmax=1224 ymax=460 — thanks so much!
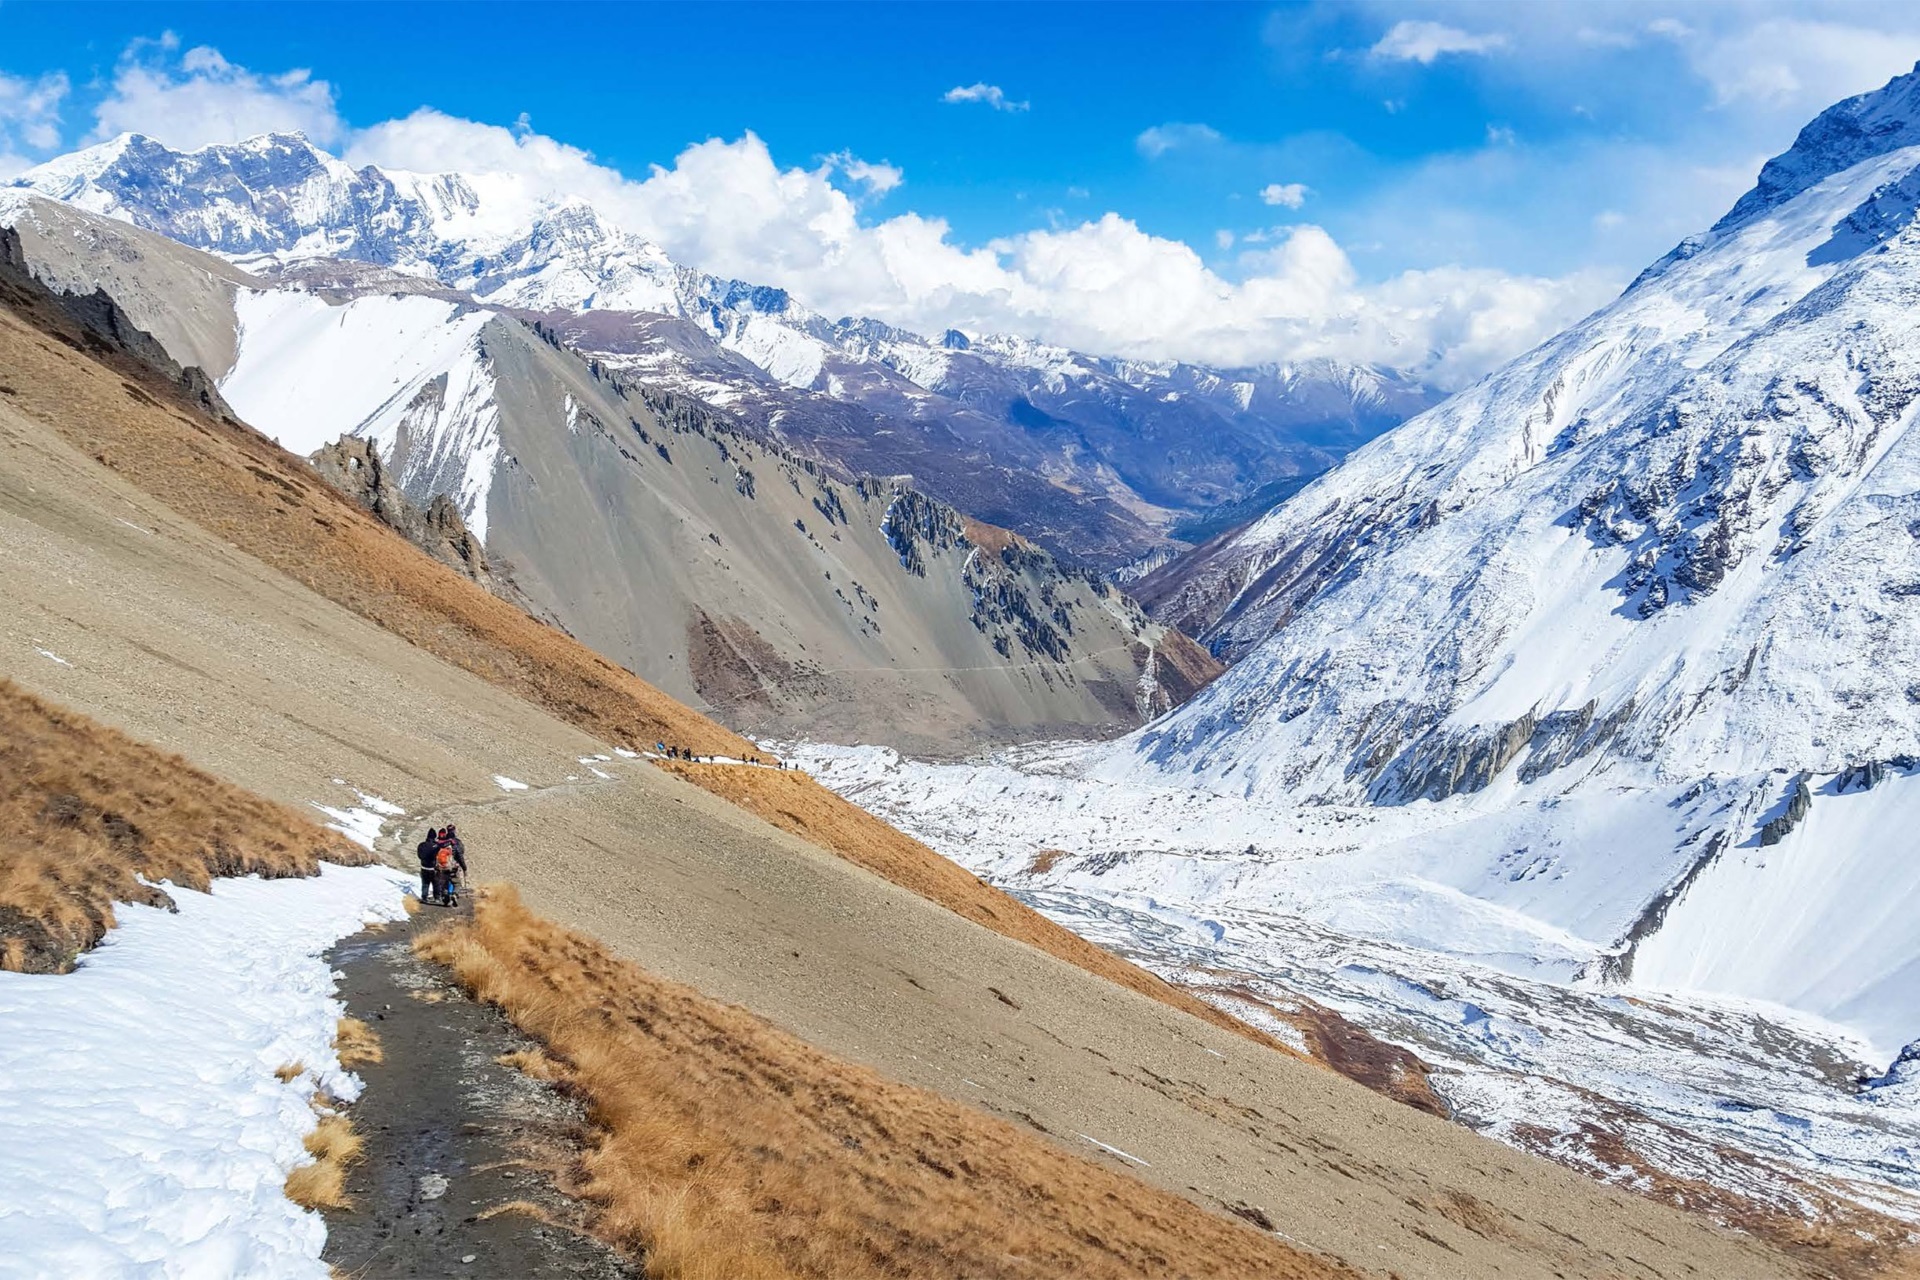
xmin=304 ymin=1114 xmax=365 ymax=1166
xmin=335 ymin=1017 xmax=383 ymax=1068
xmin=286 ymin=1114 xmax=363 ymax=1211
xmin=274 ymin=1062 xmax=307 ymax=1084
xmin=0 ymin=678 xmax=372 ymax=972
xmin=417 ymin=887 xmax=1353 ymax=1280
xmin=0 ymin=285 xmax=752 ymax=762
xmin=285 ymin=1160 xmax=348 ymax=1211
xmin=659 ymin=761 xmax=1301 ymax=1058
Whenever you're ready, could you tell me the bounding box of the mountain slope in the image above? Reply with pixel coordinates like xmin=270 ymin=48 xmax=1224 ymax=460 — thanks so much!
xmin=0 ymin=231 xmax=1808 ymax=1279
xmin=0 ymin=197 xmax=1217 ymax=749
xmin=1096 ymin=64 xmax=1920 ymax=1049
xmin=9 ymin=132 xmax=1441 ymax=566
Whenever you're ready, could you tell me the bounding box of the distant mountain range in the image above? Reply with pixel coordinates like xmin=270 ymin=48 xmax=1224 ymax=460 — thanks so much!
xmin=0 ymin=187 xmax=1220 ymax=751
xmin=10 ymin=132 xmax=1440 ymax=568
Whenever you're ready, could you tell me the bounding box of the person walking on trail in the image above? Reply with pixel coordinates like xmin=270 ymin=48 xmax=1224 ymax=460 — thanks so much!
xmin=433 ymin=825 xmax=469 ymax=907
xmin=415 ymin=828 xmax=440 ymax=902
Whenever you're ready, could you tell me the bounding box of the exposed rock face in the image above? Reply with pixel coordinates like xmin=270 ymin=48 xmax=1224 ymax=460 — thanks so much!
xmin=0 ymin=226 xmax=236 ymax=424
xmin=1757 ymin=774 xmax=1813 ymax=846
xmin=308 ymin=434 xmax=550 ymax=623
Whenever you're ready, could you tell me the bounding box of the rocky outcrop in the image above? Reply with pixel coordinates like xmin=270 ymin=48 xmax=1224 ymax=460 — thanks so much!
xmin=1757 ymin=774 xmax=1813 ymax=846
xmin=309 ymin=435 xmax=552 ymax=624
xmin=0 ymin=226 xmax=236 ymax=423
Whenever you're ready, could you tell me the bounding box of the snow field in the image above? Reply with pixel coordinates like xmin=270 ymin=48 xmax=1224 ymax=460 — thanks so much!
xmin=0 ymin=864 xmax=411 ymax=1279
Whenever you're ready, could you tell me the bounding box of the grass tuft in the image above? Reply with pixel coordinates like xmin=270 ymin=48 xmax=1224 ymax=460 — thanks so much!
xmin=274 ymin=1061 xmax=306 ymax=1084
xmin=334 ymin=1016 xmax=383 ymax=1068
xmin=285 ymin=1158 xmax=349 ymax=1211
xmin=304 ymin=1114 xmax=364 ymax=1165
xmin=286 ymin=1113 xmax=363 ymax=1211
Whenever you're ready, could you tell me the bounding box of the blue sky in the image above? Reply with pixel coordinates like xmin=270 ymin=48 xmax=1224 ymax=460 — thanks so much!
xmin=6 ymin=1 xmax=1920 ymax=382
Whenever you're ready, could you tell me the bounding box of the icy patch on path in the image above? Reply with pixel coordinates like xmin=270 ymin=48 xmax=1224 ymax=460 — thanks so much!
xmin=0 ymin=864 xmax=411 ymax=1277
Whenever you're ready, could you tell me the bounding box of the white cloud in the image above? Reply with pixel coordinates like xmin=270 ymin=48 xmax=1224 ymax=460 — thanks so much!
xmin=0 ymin=70 xmax=69 ymax=177
xmin=1678 ymin=18 xmax=1920 ymax=109
xmin=1485 ymin=123 xmax=1517 ymax=146
xmin=347 ymin=110 xmax=1593 ymax=384
xmin=1259 ymin=182 xmax=1309 ymax=208
xmin=1370 ymin=20 xmax=1510 ymax=64
xmin=828 ymin=151 xmax=903 ymax=196
xmin=92 ymin=35 xmax=343 ymax=149
xmin=1136 ymin=122 xmax=1222 ymax=158
xmin=1215 ymin=228 xmax=1236 ymax=250
xmin=942 ymin=83 xmax=1028 ymax=112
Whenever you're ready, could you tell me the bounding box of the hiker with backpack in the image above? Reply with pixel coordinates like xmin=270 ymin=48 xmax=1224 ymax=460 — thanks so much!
xmin=433 ymin=825 xmax=468 ymax=907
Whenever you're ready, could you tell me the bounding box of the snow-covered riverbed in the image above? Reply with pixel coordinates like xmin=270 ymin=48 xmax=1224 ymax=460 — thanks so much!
xmin=790 ymin=741 xmax=1920 ymax=1223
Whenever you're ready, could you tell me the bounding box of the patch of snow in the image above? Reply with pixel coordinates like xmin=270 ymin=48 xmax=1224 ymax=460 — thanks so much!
xmin=1076 ymin=1133 xmax=1151 ymax=1167
xmin=492 ymin=775 xmax=528 ymax=792
xmin=33 ymin=647 xmax=71 ymax=667
xmin=0 ymin=864 xmax=410 ymax=1277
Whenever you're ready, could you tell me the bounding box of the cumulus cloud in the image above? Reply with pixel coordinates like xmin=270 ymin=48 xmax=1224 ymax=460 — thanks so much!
xmin=830 ymin=151 xmax=903 ymax=196
xmin=92 ymin=35 xmax=342 ymax=148
xmin=351 ymin=108 xmax=1598 ymax=384
xmin=942 ymin=82 xmax=1028 ymax=112
xmin=0 ymin=70 xmax=69 ymax=177
xmin=1136 ymin=122 xmax=1222 ymax=158
xmin=1370 ymin=20 xmax=1510 ymax=64
xmin=1259 ymin=182 xmax=1309 ymax=208
xmin=37 ymin=41 xmax=1590 ymax=385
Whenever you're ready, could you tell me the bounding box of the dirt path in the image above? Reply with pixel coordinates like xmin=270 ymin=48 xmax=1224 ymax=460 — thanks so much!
xmin=322 ymin=904 xmax=634 ymax=1280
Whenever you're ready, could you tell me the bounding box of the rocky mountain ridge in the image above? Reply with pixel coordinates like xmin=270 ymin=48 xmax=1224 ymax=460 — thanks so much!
xmin=0 ymin=190 xmax=1216 ymax=749
xmin=10 ymin=131 xmax=1440 ymax=567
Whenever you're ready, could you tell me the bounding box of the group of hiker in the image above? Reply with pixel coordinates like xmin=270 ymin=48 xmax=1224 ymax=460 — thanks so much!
xmin=415 ymin=825 xmax=468 ymax=906
xmin=653 ymin=741 xmax=790 ymax=769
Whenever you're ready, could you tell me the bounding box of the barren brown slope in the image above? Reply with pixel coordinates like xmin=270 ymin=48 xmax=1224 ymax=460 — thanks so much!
xmin=660 ymin=759 xmax=1318 ymax=1063
xmin=0 ymin=261 xmax=1285 ymax=1059
xmin=0 ymin=247 xmax=750 ymax=761
xmin=422 ymin=887 xmax=1353 ymax=1280
xmin=0 ymin=677 xmax=370 ymax=972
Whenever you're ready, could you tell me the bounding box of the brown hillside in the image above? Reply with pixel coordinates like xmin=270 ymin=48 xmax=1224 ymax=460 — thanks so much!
xmin=419 ymin=887 xmax=1356 ymax=1280
xmin=0 ymin=261 xmax=751 ymax=762
xmin=0 ymin=677 xmax=370 ymax=972
xmin=659 ymin=759 xmax=1308 ymax=1060
xmin=0 ymin=254 xmax=1290 ymax=1057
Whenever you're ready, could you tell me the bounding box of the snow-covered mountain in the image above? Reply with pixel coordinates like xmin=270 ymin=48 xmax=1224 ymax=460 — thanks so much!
xmin=0 ymin=191 xmax=1220 ymax=750
xmin=1090 ymin=62 xmax=1920 ymax=1046
xmin=779 ymin=67 xmax=1920 ymax=1218
xmin=9 ymin=132 xmax=1440 ymax=566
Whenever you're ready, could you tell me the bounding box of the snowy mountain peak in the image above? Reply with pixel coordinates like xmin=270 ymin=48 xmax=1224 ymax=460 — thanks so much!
xmin=1717 ymin=60 xmax=1920 ymax=235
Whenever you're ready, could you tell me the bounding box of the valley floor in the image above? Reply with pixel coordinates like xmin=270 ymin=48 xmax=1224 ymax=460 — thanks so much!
xmin=793 ymin=741 xmax=1920 ymax=1259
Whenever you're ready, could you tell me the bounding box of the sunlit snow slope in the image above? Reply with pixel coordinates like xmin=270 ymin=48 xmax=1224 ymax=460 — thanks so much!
xmin=1085 ymin=63 xmax=1920 ymax=1058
